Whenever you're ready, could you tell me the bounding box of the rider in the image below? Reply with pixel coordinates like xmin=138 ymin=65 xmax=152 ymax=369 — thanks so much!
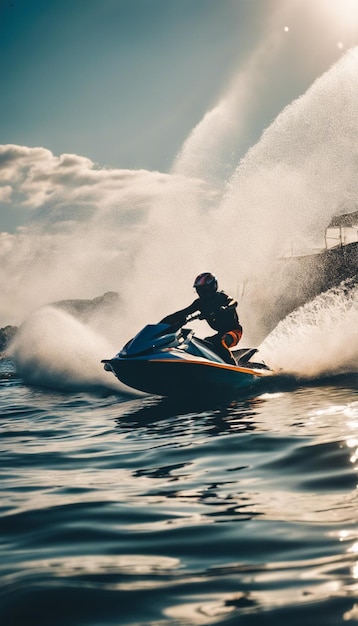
xmin=160 ymin=272 xmax=242 ymax=364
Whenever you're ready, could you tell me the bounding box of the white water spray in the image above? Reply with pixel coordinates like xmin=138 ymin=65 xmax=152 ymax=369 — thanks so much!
xmin=8 ymin=307 xmax=136 ymax=394
xmin=2 ymin=44 xmax=358 ymax=389
xmin=259 ymin=281 xmax=358 ymax=377
xmin=172 ymin=6 xmax=289 ymax=186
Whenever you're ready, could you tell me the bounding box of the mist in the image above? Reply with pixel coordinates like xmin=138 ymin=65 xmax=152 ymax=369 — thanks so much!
xmin=8 ymin=305 xmax=146 ymax=394
xmin=2 ymin=45 xmax=358 ymax=389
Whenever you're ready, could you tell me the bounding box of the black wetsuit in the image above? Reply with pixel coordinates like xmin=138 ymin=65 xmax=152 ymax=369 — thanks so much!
xmin=161 ymin=291 xmax=242 ymax=364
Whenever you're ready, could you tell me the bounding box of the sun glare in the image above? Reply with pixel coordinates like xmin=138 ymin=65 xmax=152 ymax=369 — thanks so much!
xmin=319 ymin=0 xmax=358 ymax=29
xmin=306 ymin=0 xmax=358 ymax=51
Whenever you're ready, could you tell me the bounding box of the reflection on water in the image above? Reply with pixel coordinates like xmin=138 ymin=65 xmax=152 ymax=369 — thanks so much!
xmin=116 ymin=393 xmax=266 ymax=436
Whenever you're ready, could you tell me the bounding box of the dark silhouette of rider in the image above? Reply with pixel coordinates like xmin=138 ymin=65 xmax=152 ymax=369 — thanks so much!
xmin=161 ymin=272 xmax=242 ymax=364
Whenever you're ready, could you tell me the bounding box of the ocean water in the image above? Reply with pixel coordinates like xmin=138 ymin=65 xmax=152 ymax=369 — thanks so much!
xmin=1 ymin=356 xmax=357 ymax=626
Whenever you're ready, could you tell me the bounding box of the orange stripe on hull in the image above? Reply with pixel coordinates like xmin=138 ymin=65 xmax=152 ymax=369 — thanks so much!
xmin=151 ymin=358 xmax=269 ymax=377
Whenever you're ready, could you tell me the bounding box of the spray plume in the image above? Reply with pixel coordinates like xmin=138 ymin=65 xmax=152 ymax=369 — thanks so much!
xmin=2 ymin=44 xmax=358 ymax=389
xmin=259 ymin=281 xmax=358 ymax=377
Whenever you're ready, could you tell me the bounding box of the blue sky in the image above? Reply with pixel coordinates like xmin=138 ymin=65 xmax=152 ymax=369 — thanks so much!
xmin=2 ymin=0 xmax=357 ymax=178
xmin=0 ymin=1 xmax=357 ymax=250
xmin=1 ymin=0 xmax=262 ymax=171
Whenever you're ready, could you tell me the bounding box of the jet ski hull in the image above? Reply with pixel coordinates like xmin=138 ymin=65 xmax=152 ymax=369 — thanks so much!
xmin=105 ymin=356 xmax=271 ymax=397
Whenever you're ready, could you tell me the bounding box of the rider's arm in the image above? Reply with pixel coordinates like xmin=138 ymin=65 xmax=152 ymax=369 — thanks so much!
xmin=160 ymin=299 xmax=200 ymax=325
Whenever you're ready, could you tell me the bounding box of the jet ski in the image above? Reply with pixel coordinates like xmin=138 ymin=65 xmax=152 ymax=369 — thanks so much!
xmin=102 ymin=315 xmax=274 ymax=398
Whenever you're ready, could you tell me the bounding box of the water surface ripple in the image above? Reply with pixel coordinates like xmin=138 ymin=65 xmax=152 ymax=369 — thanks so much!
xmin=1 ymin=360 xmax=358 ymax=625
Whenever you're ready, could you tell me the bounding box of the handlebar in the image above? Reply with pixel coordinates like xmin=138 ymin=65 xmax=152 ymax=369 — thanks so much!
xmin=159 ymin=311 xmax=202 ymax=331
xmin=185 ymin=312 xmax=202 ymax=322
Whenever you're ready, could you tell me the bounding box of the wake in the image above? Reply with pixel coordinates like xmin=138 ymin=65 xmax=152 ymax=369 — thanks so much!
xmin=259 ymin=280 xmax=358 ymax=379
xmin=8 ymin=306 xmax=138 ymax=395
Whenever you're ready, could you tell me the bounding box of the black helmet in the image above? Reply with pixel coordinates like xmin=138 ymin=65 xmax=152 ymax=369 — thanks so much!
xmin=193 ymin=272 xmax=218 ymax=296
